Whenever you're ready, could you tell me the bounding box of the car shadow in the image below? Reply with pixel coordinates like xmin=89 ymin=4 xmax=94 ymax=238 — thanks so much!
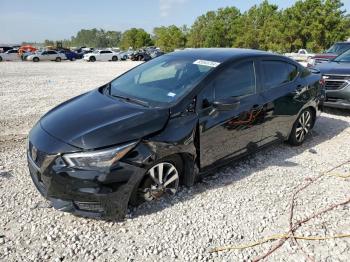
xmin=130 ymin=113 xmax=349 ymax=219
xmin=323 ymin=107 xmax=350 ymax=117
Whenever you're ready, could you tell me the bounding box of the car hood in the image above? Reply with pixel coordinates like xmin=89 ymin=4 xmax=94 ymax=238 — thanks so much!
xmin=40 ymin=88 xmax=169 ymax=150
xmin=312 ymin=53 xmax=337 ymax=59
xmin=315 ymin=61 xmax=350 ymax=75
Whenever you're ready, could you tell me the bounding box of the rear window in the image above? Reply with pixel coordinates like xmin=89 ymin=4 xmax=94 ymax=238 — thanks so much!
xmin=261 ymin=60 xmax=298 ymax=90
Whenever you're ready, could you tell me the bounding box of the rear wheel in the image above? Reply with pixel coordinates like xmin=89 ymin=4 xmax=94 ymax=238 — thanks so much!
xmin=131 ymin=155 xmax=183 ymax=205
xmin=112 ymin=56 xmax=118 ymax=61
xmin=33 ymin=57 xmax=39 ymax=62
xmin=55 ymin=57 xmax=61 ymax=62
xmin=288 ymin=108 xmax=314 ymax=146
xmin=89 ymin=56 xmax=96 ymax=62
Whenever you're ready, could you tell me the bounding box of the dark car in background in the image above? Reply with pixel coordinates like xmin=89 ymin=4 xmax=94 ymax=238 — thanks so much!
xmin=316 ymin=49 xmax=350 ymax=109
xmin=309 ymin=41 xmax=350 ymax=67
xmin=59 ymin=50 xmax=80 ymax=61
xmin=27 ymin=48 xmax=323 ymax=219
xmin=130 ymin=49 xmax=152 ymax=61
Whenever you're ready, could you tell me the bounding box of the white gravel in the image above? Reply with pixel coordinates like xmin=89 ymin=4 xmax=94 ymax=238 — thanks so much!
xmin=0 ymin=61 xmax=350 ymax=262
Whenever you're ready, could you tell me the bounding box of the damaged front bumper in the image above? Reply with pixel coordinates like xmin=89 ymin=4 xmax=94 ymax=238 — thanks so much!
xmin=27 ymin=152 xmax=145 ymax=219
xmin=27 ymin=124 xmax=146 ymax=220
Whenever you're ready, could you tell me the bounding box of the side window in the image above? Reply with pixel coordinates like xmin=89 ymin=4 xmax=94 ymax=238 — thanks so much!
xmin=261 ymin=60 xmax=298 ymax=90
xmin=9 ymin=50 xmax=17 ymax=53
xmin=48 ymin=51 xmax=56 ymax=55
xmin=212 ymin=61 xmax=256 ymax=100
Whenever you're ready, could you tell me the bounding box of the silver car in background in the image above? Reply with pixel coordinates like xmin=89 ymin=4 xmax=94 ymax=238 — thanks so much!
xmin=27 ymin=50 xmax=66 ymax=62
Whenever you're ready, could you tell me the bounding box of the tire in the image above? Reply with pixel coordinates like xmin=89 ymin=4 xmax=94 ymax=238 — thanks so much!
xmin=123 ymin=55 xmax=127 ymax=60
xmin=70 ymin=57 xmax=76 ymax=61
xmin=33 ymin=57 xmax=39 ymax=62
xmin=288 ymin=108 xmax=314 ymax=146
xmin=130 ymin=155 xmax=183 ymax=205
xmin=0 ymin=56 xmax=2 ymax=62
xmin=112 ymin=56 xmax=118 ymax=61
xmin=55 ymin=57 xmax=61 ymax=62
xmin=89 ymin=56 xmax=96 ymax=62
xmin=138 ymin=55 xmax=143 ymax=61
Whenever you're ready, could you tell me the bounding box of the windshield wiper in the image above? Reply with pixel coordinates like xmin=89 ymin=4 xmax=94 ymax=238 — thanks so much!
xmin=110 ymin=94 xmax=149 ymax=107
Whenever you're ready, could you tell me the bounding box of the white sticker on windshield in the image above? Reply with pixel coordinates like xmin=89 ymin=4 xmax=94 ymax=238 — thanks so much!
xmin=167 ymin=92 xmax=176 ymax=97
xmin=193 ymin=59 xmax=220 ymax=68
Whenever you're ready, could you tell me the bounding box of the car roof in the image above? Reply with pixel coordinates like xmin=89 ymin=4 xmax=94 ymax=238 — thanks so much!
xmin=166 ymin=48 xmax=279 ymax=63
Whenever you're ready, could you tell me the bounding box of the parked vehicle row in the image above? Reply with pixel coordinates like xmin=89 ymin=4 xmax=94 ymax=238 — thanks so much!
xmin=27 ymin=48 xmax=324 ymax=219
xmin=0 ymin=46 xmax=165 ymax=63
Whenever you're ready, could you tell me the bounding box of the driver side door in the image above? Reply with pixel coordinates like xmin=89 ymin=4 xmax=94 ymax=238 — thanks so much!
xmin=198 ymin=59 xmax=265 ymax=169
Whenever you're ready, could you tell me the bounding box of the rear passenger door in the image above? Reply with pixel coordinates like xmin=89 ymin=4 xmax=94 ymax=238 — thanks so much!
xmin=257 ymin=59 xmax=306 ymax=144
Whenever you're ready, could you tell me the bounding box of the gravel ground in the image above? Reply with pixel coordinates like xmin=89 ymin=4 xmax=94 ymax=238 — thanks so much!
xmin=0 ymin=61 xmax=349 ymax=262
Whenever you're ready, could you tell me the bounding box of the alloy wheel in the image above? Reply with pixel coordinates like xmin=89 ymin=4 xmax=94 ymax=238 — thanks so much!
xmin=141 ymin=162 xmax=179 ymax=201
xmin=295 ymin=110 xmax=311 ymax=142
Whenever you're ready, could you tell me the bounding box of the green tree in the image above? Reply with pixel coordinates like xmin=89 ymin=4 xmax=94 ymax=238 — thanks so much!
xmin=120 ymin=28 xmax=153 ymax=49
xmin=153 ymin=25 xmax=186 ymax=52
xmin=234 ymin=1 xmax=283 ymax=51
xmin=187 ymin=7 xmax=241 ymax=47
xmin=282 ymin=0 xmax=350 ymax=52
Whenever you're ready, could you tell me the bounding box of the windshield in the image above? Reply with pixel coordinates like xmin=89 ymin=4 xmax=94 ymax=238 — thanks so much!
xmin=326 ymin=43 xmax=350 ymax=54
xmin=333 ymin=49 xmax=350 ymax=62
xmin=109 ymin=54 xmax=215 ymax=107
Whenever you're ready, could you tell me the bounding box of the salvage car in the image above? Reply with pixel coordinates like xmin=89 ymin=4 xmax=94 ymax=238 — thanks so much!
xmin=315 ymin=49 xmax=350 ymax=109
xmin=27 ymin=50 xmax=66 ymax=62
xmin=0 ymin=49 xmax=20 ymax=61
xmin=27 ymin=48 xmax=324 ymax=219
xmin=83 ymin=50 xmax=121 ymax=62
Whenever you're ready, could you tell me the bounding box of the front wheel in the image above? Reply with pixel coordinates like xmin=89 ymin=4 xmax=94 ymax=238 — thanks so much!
xmin=0 ymin=56 xmax=2 ymax=62
xmin=33 ymin=57 xmax=39 ymax=62
xmin=55 ymin=57 xmax=61 ymax=62
xmin=288 ymin=108 xmax=314 ymax=146
xmin=112 ymin=56 xmax=118 ymax=61
xmin=131 ymin=155 xmax=183 ymax=205
xmin=89 ymin=56 xmax=96 ymax=62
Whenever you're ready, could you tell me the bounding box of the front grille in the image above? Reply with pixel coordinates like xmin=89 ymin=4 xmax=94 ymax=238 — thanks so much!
xmin=324 ymin=75 xmax=350 ymax=80
xmin=325 ymin=80 xmax=348 ymax=90
xmin=74 ymin=201 xmax=104 ymax=213
xmin=28 ymin=142 xmax=47 ymax=168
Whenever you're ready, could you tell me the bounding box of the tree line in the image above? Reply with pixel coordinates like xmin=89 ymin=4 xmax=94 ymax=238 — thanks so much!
xmin=43 ymin=0 xmax=350 ymax=53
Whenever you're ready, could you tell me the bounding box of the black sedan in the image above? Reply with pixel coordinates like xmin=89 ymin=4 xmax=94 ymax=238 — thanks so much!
xmin=27 ymin=48 xmax=324 ymax=219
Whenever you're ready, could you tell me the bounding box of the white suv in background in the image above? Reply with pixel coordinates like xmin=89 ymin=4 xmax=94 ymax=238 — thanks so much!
xmin=83 ymin=50 xmax=121 ymax=62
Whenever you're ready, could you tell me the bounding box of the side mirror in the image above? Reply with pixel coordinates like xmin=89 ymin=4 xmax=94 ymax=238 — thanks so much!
xmin=213 ymin=97 xmax=240 ymax=111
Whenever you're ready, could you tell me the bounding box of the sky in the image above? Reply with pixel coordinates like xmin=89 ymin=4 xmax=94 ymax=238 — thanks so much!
xmin=0 ymin=0 xmax=349 ymax=44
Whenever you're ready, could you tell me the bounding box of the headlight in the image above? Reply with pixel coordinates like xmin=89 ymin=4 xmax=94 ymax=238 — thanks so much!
xmin=62 ymin=141 xmax=137 ymax=170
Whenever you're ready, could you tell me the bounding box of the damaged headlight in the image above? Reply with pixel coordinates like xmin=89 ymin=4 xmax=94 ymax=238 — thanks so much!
xmin=62 ymin=141 xmax=137 ymax=170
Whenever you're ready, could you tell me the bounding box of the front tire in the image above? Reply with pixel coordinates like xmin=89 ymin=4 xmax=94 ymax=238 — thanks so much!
xmin=131 ymin=155 xmax=183 ymax=205
xmin=55 ymin=57 xmax=61 ymax=62
xmin=0 ymin=56 xmax=2 ymax=62
xmin=288 ymin=108 xmax=314 ymax=146
xmin=89 ymin=56 xmax=96 ymax=62
xmin=112 ymin=56 xmax=118 ymax=61
xmin=33 ymin=57 xmax=39 ymax=62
